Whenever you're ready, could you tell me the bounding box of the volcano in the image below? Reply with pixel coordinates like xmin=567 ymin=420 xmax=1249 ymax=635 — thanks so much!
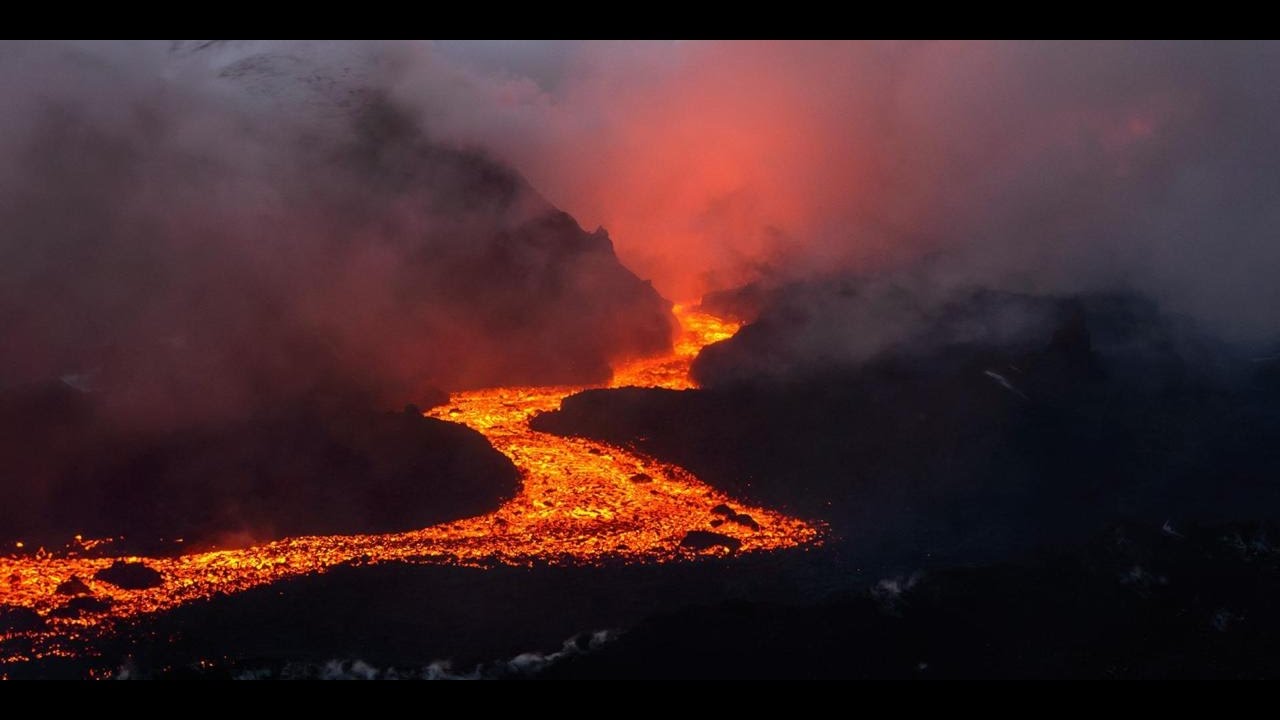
xmin=6 ymin=40 xmax=1280 ymax=681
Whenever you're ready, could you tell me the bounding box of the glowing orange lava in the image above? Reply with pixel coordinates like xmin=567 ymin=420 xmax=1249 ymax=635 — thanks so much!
xmin=1 ymin=305 xmax=820 ymax=664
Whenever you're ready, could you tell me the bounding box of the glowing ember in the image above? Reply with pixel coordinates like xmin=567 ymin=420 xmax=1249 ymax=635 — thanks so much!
xmin=1 ymin=305 xmax=820 ymax=664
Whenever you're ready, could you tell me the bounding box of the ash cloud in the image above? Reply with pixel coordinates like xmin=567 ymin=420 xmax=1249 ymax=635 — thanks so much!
xmin=18 ymin=40 xmax=1265 ymax=409
xmin=0 ymin=41 xmax=671 ymax=544
xmin=5 ymin=40 xmax=1280 ymax=542
xmin=0 ymin=40 xmax=671 ymax=428
xmin=424 ymin=40 xmax=1280 ymax=348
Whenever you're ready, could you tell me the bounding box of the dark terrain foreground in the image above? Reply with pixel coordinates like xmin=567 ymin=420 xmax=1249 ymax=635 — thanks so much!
xmin=536 ymin=285 xmax=1280 ymax=568
xmin=1 ymin=548 xmax=837 ymax=679
xmin=517 ymin=281 xmax=1280 ymax=678
xmin=6 ymin=520 xmax=1280 ymax=679
xmin=545 ymin=521 xmax=1280 ymax=679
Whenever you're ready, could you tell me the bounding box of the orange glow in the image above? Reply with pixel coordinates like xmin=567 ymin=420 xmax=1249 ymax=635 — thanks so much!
xmin=490 ymin=42 xmax=888 ymax=302
xmin=1 ymin=305 xmax=820 ymax=664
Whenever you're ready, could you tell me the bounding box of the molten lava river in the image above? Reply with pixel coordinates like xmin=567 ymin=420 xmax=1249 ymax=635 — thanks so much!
xmin=1 ymin=306 xmax=821 ymax=666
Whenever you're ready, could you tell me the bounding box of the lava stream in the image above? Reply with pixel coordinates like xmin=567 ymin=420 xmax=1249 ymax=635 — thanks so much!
xmin=1 ymin=305 xmax=821 ymax=663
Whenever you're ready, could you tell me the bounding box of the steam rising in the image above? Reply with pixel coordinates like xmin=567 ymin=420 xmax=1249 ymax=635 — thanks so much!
xmin=0 ymin=40 xmax=671 ymax=432
xmin=425 ymin=40 xmax=1280 ymax=345
xmin=9 ymin=39 xmax=1276 ymax=423
xmin=0 ymin=40 xmax=679 ymax=544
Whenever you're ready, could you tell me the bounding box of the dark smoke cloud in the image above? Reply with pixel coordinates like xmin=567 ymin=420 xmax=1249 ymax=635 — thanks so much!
xmin=0 ymin=40 xmax=671 ymax=434
xmin=17 ymin=40 xmax=1266 ymax=409
xmin=4 ymin=40 xmax=1278 ymax=542
xmin=0 ymin=40 xmax=677 ymax=544
xmin=421 ymin=40 xmax=1280 ymax=347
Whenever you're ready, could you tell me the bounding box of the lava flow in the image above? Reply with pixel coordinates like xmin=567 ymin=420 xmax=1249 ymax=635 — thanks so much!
xmin=1 ymin=305 xmax=820 ymax=663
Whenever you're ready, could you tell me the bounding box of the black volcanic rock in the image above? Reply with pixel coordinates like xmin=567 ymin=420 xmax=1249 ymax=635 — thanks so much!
xmin=680 ymin=531 xmax=742 ymax=553
xmin=55 ymin=577 xmax=91 ymax=596
xmin=0 ymin=606 xmax=44 ymax=633
xmin=535 ymin=286 xmax=1280 ymax=567
xmin=94 ymin=561 xmax=164 ymax=590
xmin=50 ymin=596 xmax=113 ymax=619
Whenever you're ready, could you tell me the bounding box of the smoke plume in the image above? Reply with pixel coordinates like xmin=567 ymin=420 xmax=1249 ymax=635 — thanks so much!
xmin=0 ymin=40 xmax=672 ymax=433
xmin=421 ymin=40 xmax=1280 ymax=346
xmin=0 ymin=40 xmax=675 ymax=544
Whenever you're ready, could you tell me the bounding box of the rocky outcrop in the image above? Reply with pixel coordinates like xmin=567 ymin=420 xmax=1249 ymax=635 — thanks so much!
xmin=0 ymin=606 xmax=45 ymax=633
xmin=55 ymin=577 xmax=91 ymax=596
xmin=94 ymin=561 xmax=164 ymax=590
xmin=0 ymin=394 xmax=520 ymax=554
xmin=679 ymin=531 xmax=742 ymax=553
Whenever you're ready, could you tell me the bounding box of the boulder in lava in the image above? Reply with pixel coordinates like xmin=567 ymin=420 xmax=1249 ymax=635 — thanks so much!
xmin=94 ymin=560 xmax=164 ymax=590
xmin=680 ymin=531 xmax=742 ymax=553
xmin=0 ymin=605 xmax=45 ymax=633
xmin=50 ymin=596 xmax=113 ymax=619
xmin=55 ymin=576 xmax=91 ymax=596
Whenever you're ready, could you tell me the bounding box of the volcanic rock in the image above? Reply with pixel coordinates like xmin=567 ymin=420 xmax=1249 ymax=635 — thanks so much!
xmin=545 ymin=521 xmax=1280 ymax=679
xmin=0 ymin=605 xmax=45 ymax=633
xmin=55 ymin=576 xmax=91 ymax=596
xmin=710 ymin=504 xmax=735 ymax=517
xmin=629 ymin=473 xmax=653 ymax=484
xmin=730 ymin=514 xmax=760 ymax=531
xmin=94 ymin=561 xmax=164 ymax=590
xmin=679 ymin=531 xmax=742 ymax=553
xmin=50 ymin=596 xmax=113 ymax=619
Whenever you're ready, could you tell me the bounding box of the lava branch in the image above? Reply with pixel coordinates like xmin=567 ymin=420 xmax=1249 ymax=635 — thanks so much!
xmin=1 ymin=305 xmax=821 ymax=664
